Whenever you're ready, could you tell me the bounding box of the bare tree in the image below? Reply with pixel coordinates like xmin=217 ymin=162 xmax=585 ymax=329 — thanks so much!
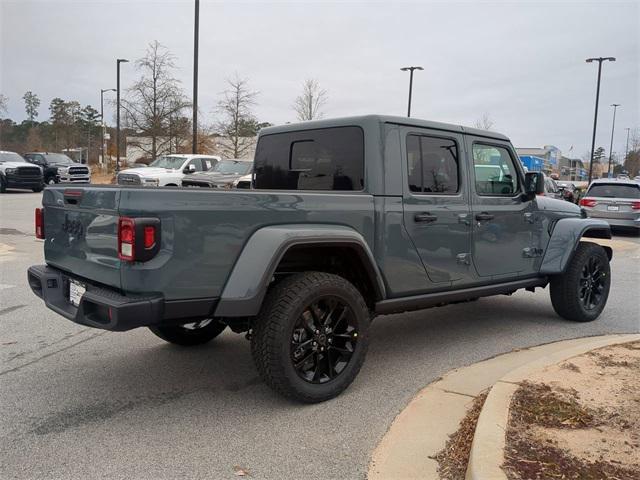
xmin=473 ymin=112 xmax=494 ymax=131
xmin=23 ymin=91 xmax=40 ymax=122
xmin=216 ymin=74 xmax=258 ymax=158
xmin=293 ymin=79 xmax=327 ymax=121
xmin=0 ymin=94 xmax=8 ymax=117
xmin=121 ymin=41 xmax=190 ymax=161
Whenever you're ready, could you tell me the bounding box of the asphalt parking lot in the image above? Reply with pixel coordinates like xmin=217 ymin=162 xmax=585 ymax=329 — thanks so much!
xmin=1 ymin=191 xmax=639 ymax=480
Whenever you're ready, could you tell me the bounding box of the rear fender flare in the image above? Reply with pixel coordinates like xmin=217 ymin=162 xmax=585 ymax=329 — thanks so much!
xmin=539 ymin=218 xmax=612 ymax=275
xmin=214 ymin=224 xmax=385 ymax=317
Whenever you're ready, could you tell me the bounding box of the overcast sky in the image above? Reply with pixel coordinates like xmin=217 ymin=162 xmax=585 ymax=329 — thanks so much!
xmin=1 ymin=0 xmax=638 ymax=158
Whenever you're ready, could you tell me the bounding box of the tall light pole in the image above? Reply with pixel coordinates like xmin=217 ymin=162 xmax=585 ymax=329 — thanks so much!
xmin=624 ymin=127 xmax=631 ymax=166
xmin=100 ymin=88 xmax=116 ymax=167
xmin=192 ymin=0 xmax=200 ymax=154
xmin=585 ymin=57 xmax=615 ymax=183
xmin=607 ymin=103 xmax=620 ymax=177
xmin=116 ymin=58 xmax=129 ymax=173
xmin=400 ymin=66 xmax=423 ymax=117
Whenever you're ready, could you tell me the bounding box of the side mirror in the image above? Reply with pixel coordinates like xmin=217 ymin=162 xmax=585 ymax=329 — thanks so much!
xmin=184 ymin=164 xmax=196 ymax=174
xmin=524 ymin=172 xmax=544 ymax=200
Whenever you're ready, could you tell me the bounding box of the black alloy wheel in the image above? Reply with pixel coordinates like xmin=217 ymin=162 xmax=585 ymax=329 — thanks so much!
xmin=290 ymin=296 xmax=359 ymax=384
xmin=578 ymin=255 xmax=606 ymax=310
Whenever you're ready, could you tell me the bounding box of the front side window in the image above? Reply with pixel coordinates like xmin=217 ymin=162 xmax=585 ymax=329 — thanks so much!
xmin=149 ymin=156 xmax=187 ymax=169
xmin=254 ymin=126 xmax=364 ymax=191
xmin=406 ymin=135 xmax=459 ymax=193
xmin=472 ymin=144 xmax=519 ymax=196
xmin=213 ymin=160 xmax=253 ymax=175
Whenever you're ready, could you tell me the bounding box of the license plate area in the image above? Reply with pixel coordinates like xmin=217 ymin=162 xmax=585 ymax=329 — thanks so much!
xmin=69 ymin=279 xmax=86 ymax=307
xmin=607 ymin=205 xmax=619 ymax=211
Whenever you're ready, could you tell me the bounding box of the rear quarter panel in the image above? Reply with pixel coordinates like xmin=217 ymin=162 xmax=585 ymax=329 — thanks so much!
xmin=118 ymin=188 xmax=375 ymax=300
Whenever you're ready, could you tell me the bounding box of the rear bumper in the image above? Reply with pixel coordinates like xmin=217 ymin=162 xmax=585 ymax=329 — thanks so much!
xmin=585 ymin=210 xmax=640 ymax=229
xmin=27 ymin=265 xmax=218 ymax=331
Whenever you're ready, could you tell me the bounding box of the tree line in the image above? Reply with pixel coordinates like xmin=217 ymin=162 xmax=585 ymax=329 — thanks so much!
xmin=0 ymin=40 xmax=329 ymax=164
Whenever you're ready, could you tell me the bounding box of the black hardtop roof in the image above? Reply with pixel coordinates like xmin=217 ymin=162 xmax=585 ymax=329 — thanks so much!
xmin=259 ymin=114 xmax=510 ymax=142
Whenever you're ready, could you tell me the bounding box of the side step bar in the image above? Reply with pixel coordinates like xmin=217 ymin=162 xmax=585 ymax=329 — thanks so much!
xmin=374 ymin=277 xmax=548 ymax=315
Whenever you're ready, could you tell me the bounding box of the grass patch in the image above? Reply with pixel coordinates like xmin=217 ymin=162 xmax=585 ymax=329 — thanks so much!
xmin=435 ymin=391 xmax=488 ymax=480
xmin=509 ymin=382 xmax=599 ymax=429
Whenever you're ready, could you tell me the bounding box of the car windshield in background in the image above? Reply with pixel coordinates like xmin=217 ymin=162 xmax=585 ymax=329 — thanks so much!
xmin=588 ymin=183 xmax=640 ymax=199
xmin=149 ymin=156 xmax=186 ymax=169
xmin=0 ymin=152 xmax=25 ymax=163
xmin=45 ymin=154 xmax=73 ymax=164
xmin=212 ymin=161 xmax=252 ymax=175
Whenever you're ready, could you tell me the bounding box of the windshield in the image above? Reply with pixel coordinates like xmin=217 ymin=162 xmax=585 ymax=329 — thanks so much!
xmin=211 ymin=160 xmax=252 ymax=175
xmin=45 ymin=153 xmax=74 ymax=164
xmin=0 ymin=152 xmax=26 ymax=163
xmin=587 ymin=183 xmax=640 ymax=199
xmin=149 ymin=156 xmax=187 ymax=169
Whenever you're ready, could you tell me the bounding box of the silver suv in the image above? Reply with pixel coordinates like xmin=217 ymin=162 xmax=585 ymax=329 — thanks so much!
xmin=580 ymin=178 xmax=640 ymax=232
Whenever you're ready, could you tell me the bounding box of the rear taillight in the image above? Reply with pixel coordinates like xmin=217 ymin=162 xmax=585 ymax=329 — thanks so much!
xmin=35 ymin=208 xmax=44 ymax=239
xmin=118 ymin=217 xmax=136 ymax=261
xmin=632 ymin=201 xmax=640 ymax=210
xmin=143 ymin=226 xmax=156 ymax=249
xmin=579 ymin=198 xmax=597 ymax=207
xmin=118 ymin=217 xmax=161 ymax=262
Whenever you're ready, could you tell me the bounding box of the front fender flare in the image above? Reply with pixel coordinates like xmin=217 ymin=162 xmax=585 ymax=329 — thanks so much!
xmin=539 ymin=218 xmax=611 ymax=275
xmin=214 ymin=224 xmax=385 ymax=317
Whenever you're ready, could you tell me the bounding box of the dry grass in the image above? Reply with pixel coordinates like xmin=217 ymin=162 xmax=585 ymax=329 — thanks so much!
xmin=435 ymin=391 xmax=488 ymax=480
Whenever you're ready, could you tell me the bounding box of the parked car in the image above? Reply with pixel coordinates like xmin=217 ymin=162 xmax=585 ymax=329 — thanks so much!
xmin=116 ymin=154 xmax=221 ymax=186
xmin=541 ymin=174 xmax=562 ymax=199
xmin=557 ymin=181 xmax=578 ymax=203
xmin=181 ymin=159 xmax=253 ymax=188
xmin=28 ymin=115 xmax=613 ymax=403
xmin=234 ymin=173 xmax=253 ymax=189
xmin=0 ymin=151 xmax=44 ymax=193
xmin=580 ymin=179 xmax=640 ymax=232
xmin=24 ymin=152 xmax=91 ymax=185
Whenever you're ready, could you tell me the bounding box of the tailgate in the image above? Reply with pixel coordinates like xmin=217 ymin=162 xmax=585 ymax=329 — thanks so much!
xmin=42 ymin=186 xmax=121 ymax=289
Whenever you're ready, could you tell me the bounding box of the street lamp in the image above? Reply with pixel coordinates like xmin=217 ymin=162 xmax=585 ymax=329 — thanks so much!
xmin=607 ymin=103 xmax=620 ymax=177
xmin=400 ymin=66 xmax=423 ymax=117
xmin=116 ymin=58 xmax=129 ymax=173
xmin=192 ymin=0 xmax=200 ymax=154
xmin=100 ymin=88 xmax=116 ymax=167
xmin=585 ymin=56 xmax=615 ymax=183
xmin=624 ymin=127 xmax=631 ymax=165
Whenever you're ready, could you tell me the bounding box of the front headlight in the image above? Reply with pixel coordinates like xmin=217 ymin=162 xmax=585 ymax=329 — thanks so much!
xmin=143 ymin=178 xmax=159 ymax=186
xmin=5 ymin=168 xmax=17 ymax=174
xmin=57 ymin=166 xmax=69 ymax=174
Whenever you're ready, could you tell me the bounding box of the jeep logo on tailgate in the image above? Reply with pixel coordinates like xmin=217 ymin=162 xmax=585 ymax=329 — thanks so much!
xmin=62 ymin=215 xmax=84 ymax=237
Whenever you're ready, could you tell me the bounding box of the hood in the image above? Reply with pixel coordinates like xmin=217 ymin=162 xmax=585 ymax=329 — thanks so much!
xmin=536 ymin=195 xmax=581 ymax=215
xmin=183 ymin=171 xmax=245 ymax=184
xmin=119 ymin=167 xmax=177 ymax=177
xmin=50 ymin=161 xmax=85 ymax=168
xmin=1 ymin=161 xmax=38 ymax=169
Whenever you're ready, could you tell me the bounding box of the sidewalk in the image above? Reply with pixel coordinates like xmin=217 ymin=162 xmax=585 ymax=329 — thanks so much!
xmin=368 ymin=333 xmax=640 ymax=480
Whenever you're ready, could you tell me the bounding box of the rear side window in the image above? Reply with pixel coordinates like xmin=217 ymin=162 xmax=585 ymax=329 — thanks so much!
xmin=472 ymin=144 xmax=519 ymax=196
xmin=587 ymin=183 xmax=640 ymax=199
xmin=254 ymin=126 xmax=364 ymax=191
xmin=406 ymin=135 xmax=459 ymax=193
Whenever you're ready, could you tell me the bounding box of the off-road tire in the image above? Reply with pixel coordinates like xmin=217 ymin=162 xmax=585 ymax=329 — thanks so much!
xmin=0 ymin=176 xmax=6 ymax=193
xmin=550 ymin=241 xmax=611 ymax=322
xmin=149 ymin=319 xmax=226 ymax=346
xmin=251 ymin=271 xmax=370 ymax=403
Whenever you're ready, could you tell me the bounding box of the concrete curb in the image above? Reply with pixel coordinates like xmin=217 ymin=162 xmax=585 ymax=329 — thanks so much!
xmin=465 ymin=333 xmax=640 ymax=480
xmin=367 ymin=334 xmax=640 ymax=480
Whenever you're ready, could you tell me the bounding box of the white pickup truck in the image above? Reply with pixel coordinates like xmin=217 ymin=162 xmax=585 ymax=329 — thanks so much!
xmin=116 ymin=154 xmax=221 ymax=186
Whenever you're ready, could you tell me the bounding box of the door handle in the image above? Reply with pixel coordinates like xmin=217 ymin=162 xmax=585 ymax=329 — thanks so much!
xmin=414 ymin=212 xmax=438 ymax=223
xmin=475 ymin=212 xmax=494 ymax=221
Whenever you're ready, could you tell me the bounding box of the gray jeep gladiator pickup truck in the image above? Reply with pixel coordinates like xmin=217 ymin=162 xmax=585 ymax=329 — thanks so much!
xmin=28 ymin=115 xmax=612 ymax=403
